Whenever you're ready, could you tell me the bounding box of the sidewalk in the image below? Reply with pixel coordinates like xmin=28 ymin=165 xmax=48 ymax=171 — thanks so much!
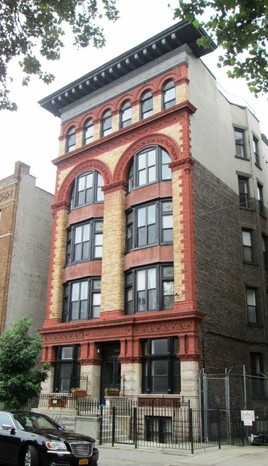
xmin=98 ymin=444 xmax=268 ymax=466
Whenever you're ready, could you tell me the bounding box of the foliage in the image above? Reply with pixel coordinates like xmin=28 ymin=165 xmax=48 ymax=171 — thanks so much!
xmin=0 ymin=317 xmax=49 ymax=409
xmin=0 ymin=0 xmax=119 ymax=110
xmin=174 ymin=0 xmax=268 ymax=94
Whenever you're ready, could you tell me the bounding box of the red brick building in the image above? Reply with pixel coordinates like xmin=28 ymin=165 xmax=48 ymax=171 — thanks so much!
xmin=39 ymin=22 xmax=268 ymax=409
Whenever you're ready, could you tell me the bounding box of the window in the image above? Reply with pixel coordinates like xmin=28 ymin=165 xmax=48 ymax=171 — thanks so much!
xmin=101 ymin=109 xmax=112 ymax=136
xmin=253 ymin=136 xmax=260 ymax=166
xmin=70 ymin=171 xmax=104 ymax=209
xmin=66 ymin=220 xmax=103 ymax=264
xmin=250 ymin=353 xmax=267 ymax=398
xmin=128 ymin=146 xmax=171 ymax=192
xmin=63 ymin=278 xmax=101 ymax=321
xmin=257 ymin=183 xmax=264 ymax=214
xmin=83 ymin=118 xmax=93 ymax=144
xmin=246 ymin=287 xmax=257 ymax=324
xmin=234 ymin=129 xmax=245 ymax=158
xmin=66 ymin=126 xmax=76 ymax=152
xmin=125 ymin=264 xmax=174 ymax=314
xmin=242 ymin=229 xmax=253 ymax=262
xmin=126 ymin=200 xmax=173 ymax=251
xmin=54 ymin=345 xmax=80 ymax=392
xmin=142 ymin=337 xmax=180 ymax=394
xmin=141 ymin=90 xmax=153 ymax=119
xmin=238 ymin=176 xmax=250 ymax=208
xmin=262 ymin=235 xmax=268 ymax=267
xmin=145 ymin=416 xmax=172 ymax=443
xmin=120 ymin=100 xmax=132 ymax=128
xmin=162 ymin=79 xmax=176 ymax=109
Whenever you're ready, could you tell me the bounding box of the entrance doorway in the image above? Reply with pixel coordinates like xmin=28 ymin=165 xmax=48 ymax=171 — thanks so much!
xmin=100 ymin=342 xmax=121 ymax=403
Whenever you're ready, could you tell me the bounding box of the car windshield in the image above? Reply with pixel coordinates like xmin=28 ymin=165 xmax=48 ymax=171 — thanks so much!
xmin=14 ymin=413 xmax=59 ymax=431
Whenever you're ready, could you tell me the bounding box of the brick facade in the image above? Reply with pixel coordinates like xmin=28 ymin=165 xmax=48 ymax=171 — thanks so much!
xmin=39 ymin=22 xmax=268 ymax=408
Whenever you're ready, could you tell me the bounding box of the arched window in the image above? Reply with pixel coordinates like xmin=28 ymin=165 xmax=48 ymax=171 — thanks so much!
xmin=162 ymin=79 xmax=176 ymax=110
xmin=120 ymin=100 xmax=132 ymax=128
xmin=128 ymin=146 xmax=171 ymax=192
xmin=83 ymin=118 xmax=93 ymax=144
xmin=66 ymin=126 xmax=76 ymax=152
xmin=141 ymin=90 xmax=153 ymax=119
xmin=70 ymin=171 xmax=104 ymax=209
xmin=101 ymin=109 xmax=112 ymax=137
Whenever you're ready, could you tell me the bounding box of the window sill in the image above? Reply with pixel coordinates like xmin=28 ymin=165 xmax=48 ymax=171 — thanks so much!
xmin=235 ymin=155 xmax=250 ymax=161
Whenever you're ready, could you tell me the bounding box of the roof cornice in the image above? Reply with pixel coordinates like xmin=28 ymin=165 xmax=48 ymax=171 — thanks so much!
xmin=39 ymin=21 xmax=216 ymax=116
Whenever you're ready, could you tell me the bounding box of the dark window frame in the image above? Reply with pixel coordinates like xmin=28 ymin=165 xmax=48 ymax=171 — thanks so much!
xmin=162 ymin=79 xmax=176 ymax=110
xmin=70 ymin=171 xmax=104 ymax=209
xmin=142 ymin=337 xmax=180 ymax=394
xmin=238 ymin=176 xmax=251 ymax=208
xmin=53 ymin=345 xmax=80 ymax=393
xmin=63 ymin=278 xmax=101 ymax=322
xmin=126 ymin=199 xmax=173 ymax=252
xmin=262 ymin=235 xmax=268 ymax=268
xmin=120 ymin=100 xmax=132 ymax=128
xmin=250 ymin=352 xmax=267 ymax=398
xmin=145 ymin=416 xmax=172 ymax=443
xmin=125 ymin=264 xmax=174 ymax=314
xmin=234 ymin=128 xmax=246 ymax=158
xmin=246 ymin=287 xmax=258 ymax=324
xmin=141 ymin=90 xmax=153 ymax=119
xmin=66 ymin=219 xmax=103 ymax=265
xmin=83 ymin=118 xmax=94 ymax=145
xmin=242 ymin=229 xmax=253 ymax=263
xmin=66 ymin=126 xmax=76 ymax=153
xmin=257 ymin=182 xmax=265 ymax=214
xmin=128 ymin=146 xmax=171 ymax=192
xmin=253 ymin=136 xmax=260 ymax=166
xmin=101 ymin=109 xmax=112 ymax=137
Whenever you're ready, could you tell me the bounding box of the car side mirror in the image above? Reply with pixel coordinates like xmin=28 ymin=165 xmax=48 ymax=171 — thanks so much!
xmin=2 ymin=424 xmax=16 ymax=434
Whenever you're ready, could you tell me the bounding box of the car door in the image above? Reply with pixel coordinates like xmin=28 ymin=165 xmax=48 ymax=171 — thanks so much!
xmin=0 ymin=413 xmax=21 ymax=465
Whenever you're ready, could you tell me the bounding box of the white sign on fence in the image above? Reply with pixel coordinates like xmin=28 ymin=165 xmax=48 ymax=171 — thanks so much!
xmin=241 ymin=410 xmax=255 ymax=426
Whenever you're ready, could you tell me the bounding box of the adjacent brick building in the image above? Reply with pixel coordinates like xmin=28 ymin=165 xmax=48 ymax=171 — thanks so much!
xmin=0 ymin=162 xmax=53 ymax=333
xmin=39 ymin=21 xmax=268 ymax=410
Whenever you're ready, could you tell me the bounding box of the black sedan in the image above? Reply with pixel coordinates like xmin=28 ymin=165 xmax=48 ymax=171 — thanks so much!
xmin=0 ymin=410 xmax=99 ymax=466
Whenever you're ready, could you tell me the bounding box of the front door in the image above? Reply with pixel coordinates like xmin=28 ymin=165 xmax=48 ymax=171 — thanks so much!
xmin=100 ymin=342 xmax=121 ymax=403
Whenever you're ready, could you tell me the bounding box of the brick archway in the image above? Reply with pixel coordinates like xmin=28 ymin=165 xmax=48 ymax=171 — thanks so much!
xmin=113 ymin=133 xmax=181 ymax=185
xmin=55 ymin=158 xmax=112 ymax=205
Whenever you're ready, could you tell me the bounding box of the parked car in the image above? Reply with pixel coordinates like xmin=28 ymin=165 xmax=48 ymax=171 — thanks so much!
xmin=0 ymin=410 xmax=99 ymax=466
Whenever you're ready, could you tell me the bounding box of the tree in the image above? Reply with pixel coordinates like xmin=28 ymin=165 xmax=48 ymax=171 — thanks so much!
xmin=174 ymin=0 xmax=268 ymax=94
xmin=0 ymin=0 xmax=119 ymax=111
xmin=0 ymin=317 xmax=50 ymax=409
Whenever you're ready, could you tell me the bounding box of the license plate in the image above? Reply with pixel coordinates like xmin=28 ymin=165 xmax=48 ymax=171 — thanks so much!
xmin=79 ymin=460 xmax=89 ymax=465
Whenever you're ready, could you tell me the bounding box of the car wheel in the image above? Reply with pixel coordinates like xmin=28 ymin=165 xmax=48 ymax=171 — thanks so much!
xmin=24 ymin=445 xmax=39 ymax=466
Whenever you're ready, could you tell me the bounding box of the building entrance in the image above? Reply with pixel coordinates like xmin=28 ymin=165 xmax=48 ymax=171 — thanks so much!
xmin=100 ymin=342 xmax=121 ymax=403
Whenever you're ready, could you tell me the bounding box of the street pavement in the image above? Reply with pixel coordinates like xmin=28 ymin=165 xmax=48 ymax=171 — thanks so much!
xmin=98 ymin=444 xmax=268 ymax=466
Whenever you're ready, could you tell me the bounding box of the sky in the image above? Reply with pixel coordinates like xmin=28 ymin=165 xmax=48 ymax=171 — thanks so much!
xmin=0 ymin=0 xmax=267 ymax=194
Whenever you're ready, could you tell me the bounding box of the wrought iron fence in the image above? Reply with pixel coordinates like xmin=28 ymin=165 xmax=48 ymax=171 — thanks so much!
xmin=99 ymin=398 xmax=224 ymax=451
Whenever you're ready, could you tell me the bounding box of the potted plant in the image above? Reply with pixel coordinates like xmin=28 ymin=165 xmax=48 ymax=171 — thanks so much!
xmin=71 ymin=388 xmax=87 ymax=398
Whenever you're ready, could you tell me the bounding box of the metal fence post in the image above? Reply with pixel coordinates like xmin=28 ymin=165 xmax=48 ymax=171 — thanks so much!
xmin=99 ymin=405 xmax=103 ymax=445
xmin=189 ymin=407 xmax=194 ymax=454
xmin=133 ymin=407 xmax=138 ymax=449
xmin=112 ymin=406 xmax=116 ymax=447
xmin=218 ymin=409 xmax=221 ymax=449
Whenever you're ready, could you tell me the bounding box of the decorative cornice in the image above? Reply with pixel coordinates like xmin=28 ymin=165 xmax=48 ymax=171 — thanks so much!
xmin=39 ymin=21 xmax=216 ymax=116
xmin=170 ymin=157 xmax=195 ymax=171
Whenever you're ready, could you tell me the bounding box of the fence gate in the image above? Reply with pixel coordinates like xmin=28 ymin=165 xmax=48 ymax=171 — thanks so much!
xmin=202 ymin=370 xmax=231 ymax=444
